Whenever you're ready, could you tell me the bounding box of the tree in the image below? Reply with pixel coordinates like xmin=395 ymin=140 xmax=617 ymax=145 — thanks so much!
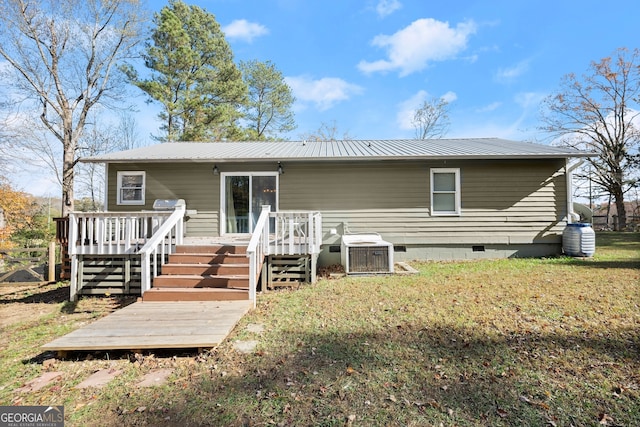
xmin=239 ymin=60 xmax=296 ymax=140
xmin=412 ymin=97 xmax=450 ymax=139
xmin=0 ymin=0 xmax=146 ymax=217
xmin=541 ymin=47 xmax=640 ymax=230
xmin=0 ymin=181 xmax=37 ymax=247
xmin=75 ymin=113 xmax=143 ymax=210
xmin=125 ymin=0 xmax=247 ymax=142
xmin=299 ymin=120 xmax=354 ymax=142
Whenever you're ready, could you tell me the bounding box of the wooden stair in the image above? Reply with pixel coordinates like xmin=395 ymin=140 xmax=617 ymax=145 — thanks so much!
xmin=142 ymin=245 xmax=250 ymax=302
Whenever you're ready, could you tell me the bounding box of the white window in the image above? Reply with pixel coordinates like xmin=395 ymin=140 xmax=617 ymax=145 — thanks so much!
xmin=430 ymin=168 xmax=461 ymax=216
xmin=117 ymin=171 xmax=145 ymax=205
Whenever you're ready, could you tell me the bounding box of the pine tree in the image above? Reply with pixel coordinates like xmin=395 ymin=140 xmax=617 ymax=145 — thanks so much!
xmin=125 ymin=0 xmax=247 ymax=141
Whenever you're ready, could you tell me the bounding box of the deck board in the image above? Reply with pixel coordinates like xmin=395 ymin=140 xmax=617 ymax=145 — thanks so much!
xmin=42 ymin=300 xmax=252 ymax=351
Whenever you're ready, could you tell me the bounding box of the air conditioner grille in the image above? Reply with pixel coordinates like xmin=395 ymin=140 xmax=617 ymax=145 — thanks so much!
xmin=348 ymin=246 xmax=390 ymax=273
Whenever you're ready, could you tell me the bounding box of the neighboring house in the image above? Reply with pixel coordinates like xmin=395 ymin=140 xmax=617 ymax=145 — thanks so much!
xmin=70 ymin=138 xmax=590 ymax=302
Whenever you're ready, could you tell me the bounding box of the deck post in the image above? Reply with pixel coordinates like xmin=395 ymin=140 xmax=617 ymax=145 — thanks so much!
xmin=48 ymin=241 xmax=56 ymax=282
xmin=68 ymin=213 xmax=78 ymax=301
xmin=311 ymin=254 xmax=318 ymax=284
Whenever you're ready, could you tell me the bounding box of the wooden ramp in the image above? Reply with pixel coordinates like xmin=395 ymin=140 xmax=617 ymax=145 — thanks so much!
xmin=42 ymin=300 xmax=252 ymax=352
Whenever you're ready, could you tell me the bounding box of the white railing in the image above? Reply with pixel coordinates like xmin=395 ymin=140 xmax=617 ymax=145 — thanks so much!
xmin=68 ymin=211 xmax=173 ymax=256
xmin=138 ymin=204 xmax=186 ymax=295
xmin=68 ymin=203 xmax=321 ymax=304
xmin=246 ymin=207 xmax=322 ymax=308
xmin=68 ymin=204 xmax=185 ymax=300
xmin=271 ymin=211 xmax=322 ymax=255
xmin=246 ymin=206 xmax=271 ymax=308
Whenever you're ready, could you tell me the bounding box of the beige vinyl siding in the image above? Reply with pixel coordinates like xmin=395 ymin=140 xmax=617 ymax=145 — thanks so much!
xmin=107 ymin=163 xmax=220 ymax=237
xmin=106 ymin=158 xmax=567 ymax=246
xmin=107 ymin=162 xmax=282 ymax=237
xmin=279 ymin=159 xmax=567 ymax=245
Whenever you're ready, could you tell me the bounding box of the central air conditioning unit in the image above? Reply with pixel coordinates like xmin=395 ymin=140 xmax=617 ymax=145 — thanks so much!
xmin=341 ymin=233 xmax=394 ymax=274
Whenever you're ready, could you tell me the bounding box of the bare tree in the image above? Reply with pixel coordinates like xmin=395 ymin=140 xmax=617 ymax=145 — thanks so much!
xmin=75 ymin=113 xmax=143 ymax=209
xmin=412 ymin=97 xmax=450 ymax=139
xmin=540 ymin=47 xmax=640 ymax=230
xmin=115 ymin=112 xmax=143 ymax=151
xmin=76 ymin=121 xmax=110 ymax=211
xmin=0 ymin=0 xmax=146 ymax=216
xmin=299 ymin=120 xmax=354 ymax=142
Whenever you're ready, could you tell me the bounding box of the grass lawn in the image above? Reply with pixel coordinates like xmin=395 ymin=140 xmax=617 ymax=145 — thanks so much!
xmin=0 ymin=232 xmax=638 ymax=426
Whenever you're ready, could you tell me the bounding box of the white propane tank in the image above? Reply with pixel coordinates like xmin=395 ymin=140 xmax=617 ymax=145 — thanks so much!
xmin=562 ymin=223 xmax=596 ymax=257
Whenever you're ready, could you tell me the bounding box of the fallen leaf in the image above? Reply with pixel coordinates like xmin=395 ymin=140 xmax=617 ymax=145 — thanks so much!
xmin=598 ymin=413 xmax=614 ymax=425
xmin=496 ymin=407 xmax=508 ymax=418
xmin=388 ymin=394 xmax=397 ymax=403
xmin=346 ymin=366 xmax=356 ymax=376
xmin=426 ymin=399 xmax=440 ymax=409
xmin=537 ymin=402 xmax=550 ymax=410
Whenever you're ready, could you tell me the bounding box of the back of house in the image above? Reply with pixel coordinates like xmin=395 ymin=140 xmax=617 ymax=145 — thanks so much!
xmin=86 ymin=138 xmax=590 ymax=265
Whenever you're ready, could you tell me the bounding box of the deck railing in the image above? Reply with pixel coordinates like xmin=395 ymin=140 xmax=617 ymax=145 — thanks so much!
xmin=68 ymin=205 xmax=184 ymax=300
xmin=246 ymin=207 xmax=322 ymax=308
xmin=67 ymin=203 xmax=321 ymax=304
xmin=271 ymin=211 xmax=322 ymax=255
xmin=246 ymin=206 xmax=271 ymax=308
xmin=68 ymin=211 xmax=173 ymax=255
xmin=138 ymin=203 xmax=186 ymax=294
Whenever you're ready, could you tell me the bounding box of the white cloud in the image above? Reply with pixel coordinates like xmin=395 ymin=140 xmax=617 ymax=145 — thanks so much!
xmin=285 ymin=76 xmax=364 ymax=111
xmin=222 ymin=19 xmax=269 ymax=43
xmin=396 ymin=90 xmax=457 ymax=130
xmin=514 ymin=91 xmax=545 ymax=109
xmin=376 ymin=0 xmax=402 ymax=17
xmin=397 ymin=90 xmax=428 ymax=130
xmin=476 ymin=101 xmax=502 ymax=113
xmin=358 ymin=18 xmax=477 ymax=76
xmin=496 ymin=59 xmax=530 ymax=81
xmin=441 ymin=91 xmax=457 ymax=103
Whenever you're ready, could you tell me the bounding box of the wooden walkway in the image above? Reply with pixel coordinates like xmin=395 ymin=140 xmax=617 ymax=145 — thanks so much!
xmin=42 ymin=300 xmax=252 ymax=353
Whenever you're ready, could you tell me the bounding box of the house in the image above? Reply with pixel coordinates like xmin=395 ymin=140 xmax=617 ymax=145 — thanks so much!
xmin=70 ymin=138 xmax=590 ymax=303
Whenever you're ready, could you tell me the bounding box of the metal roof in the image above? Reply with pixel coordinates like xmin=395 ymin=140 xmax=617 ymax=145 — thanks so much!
xmin=82 ymin=138 xmax=592 ymax=163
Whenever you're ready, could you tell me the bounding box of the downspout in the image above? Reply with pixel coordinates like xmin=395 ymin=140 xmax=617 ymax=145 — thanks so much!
xmin=565 ymin=158 xmax=584 ymax=224
xmin=103 ymin=163 xmax=109 ymax=211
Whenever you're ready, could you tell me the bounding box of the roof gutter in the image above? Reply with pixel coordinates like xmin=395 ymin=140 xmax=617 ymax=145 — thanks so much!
xmin=80 ymin=153 xmax=593 ymax=164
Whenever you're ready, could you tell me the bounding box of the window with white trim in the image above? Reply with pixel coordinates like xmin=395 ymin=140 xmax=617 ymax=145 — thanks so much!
xmin=430 ymin=168 xmax=461 ymax=216
xmin=117 ymin=171 xmax=145 ymax=205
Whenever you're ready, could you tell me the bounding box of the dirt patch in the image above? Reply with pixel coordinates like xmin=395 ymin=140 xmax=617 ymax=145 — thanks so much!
xmin=0 ymin=282 xmax=69 ymax=329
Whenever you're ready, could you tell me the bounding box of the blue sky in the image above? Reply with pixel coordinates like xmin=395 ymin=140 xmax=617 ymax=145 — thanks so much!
xmin=134 ymin=0 xmax=637 ymax=143
xmin=8 ymin=0 xmax=640 ymax=196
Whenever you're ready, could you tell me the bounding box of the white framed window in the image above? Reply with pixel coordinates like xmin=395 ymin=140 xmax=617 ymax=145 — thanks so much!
xmin=430 ymin=168 xmax=461 ymax=216
xmin=117 ymin=171 xmax=145 ymax=205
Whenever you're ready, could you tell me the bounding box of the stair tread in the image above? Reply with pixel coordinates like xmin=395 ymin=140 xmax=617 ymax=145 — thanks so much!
xmin=163 ymin=263 xmax=249 ymax=267
xmin=147 ymin=289 xmax=248 ymax=292
xmin=173 ymin=251 xmax=247 ymax=255
xmin=142 ymin=286 xmax=249 ymax=301
xmin=156 ymin=274 xmax=249 ymax=279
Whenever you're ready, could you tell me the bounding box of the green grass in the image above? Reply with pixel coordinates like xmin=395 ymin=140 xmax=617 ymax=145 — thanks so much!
xmin=1 ymin=232 xmax=638 ymax=426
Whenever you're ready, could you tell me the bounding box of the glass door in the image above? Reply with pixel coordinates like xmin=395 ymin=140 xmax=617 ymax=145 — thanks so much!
xmin=223 ymin=173 xmax=277 ymax=234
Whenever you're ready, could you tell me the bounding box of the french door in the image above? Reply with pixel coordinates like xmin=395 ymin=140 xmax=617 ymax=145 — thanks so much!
xmin=222 ymin=173 xmax=278 ymax=234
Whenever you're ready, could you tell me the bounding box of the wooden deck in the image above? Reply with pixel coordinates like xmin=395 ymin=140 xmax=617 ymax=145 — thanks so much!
xmin=42 ymin=300 xmax=252 ymax=352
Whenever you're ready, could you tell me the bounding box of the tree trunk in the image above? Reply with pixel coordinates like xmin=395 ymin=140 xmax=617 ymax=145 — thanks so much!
xmin=613 ymin=187 xmax=627 ymax=230
xmin=62 ymin=134 xmax=75 ymax=217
